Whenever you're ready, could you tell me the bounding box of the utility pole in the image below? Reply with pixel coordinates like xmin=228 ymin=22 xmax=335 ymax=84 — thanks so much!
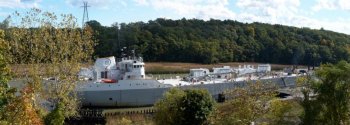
xmin=81 ymin=1 xmax=90 ymax=28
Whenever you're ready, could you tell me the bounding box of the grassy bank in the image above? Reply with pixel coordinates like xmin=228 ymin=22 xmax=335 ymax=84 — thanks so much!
xmin=145 ymin=62 xmax=298 ymax=74
xmin=10 ymin=62 xmax=301 ymax=78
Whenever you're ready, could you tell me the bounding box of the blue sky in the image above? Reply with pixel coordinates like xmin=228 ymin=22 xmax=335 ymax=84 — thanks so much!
xmin=1 ymin=0 xmax=350 ymax=34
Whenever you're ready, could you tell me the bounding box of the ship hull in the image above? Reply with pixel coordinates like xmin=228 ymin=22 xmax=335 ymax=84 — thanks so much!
xmin=78 ymin=88 xmax=169 ymax=107
xmin=78 ymin=76 xmax=298 ymax=107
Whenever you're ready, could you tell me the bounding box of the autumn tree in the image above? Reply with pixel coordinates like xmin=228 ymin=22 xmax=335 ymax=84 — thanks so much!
xmin=265 ymin=99 xmax=302 ymax=125
xmin=3 ymin=8 xmax=95 ymax=124
xmin=0 ymin=29 xmax=14 ymax=124
xmin=211 ymin=82 xmax=277 ymax=125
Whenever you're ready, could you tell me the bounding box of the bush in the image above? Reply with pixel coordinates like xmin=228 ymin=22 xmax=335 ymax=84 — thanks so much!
xmin=44 ymin=102 xmax=65 ymax=125
xmin=154 ymin=88 xmax=215 ymax=125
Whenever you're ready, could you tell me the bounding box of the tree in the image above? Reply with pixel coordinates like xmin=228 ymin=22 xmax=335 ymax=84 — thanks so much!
xmin=85 ymin=18 xmax=350 ymax=64
xmin=154 ymin=88 xmax=215 ymax=125
xmin=266 ymin=99 xmax=302 ymax=125
xmin=0 ymin=29 xmax=10 ymax=109
xmin=44 ymin=102 xmax=65 ymax=125
xmin=3 ymin=8 xmax=95 ymax=124
xmin=154 ymin=88 xmax=185 ymax=125
xmin=180 ymin=89 xmax=215 ymax=125
xmin=2 ymin=87 xmax=43 ymax=125
xmin=300 ymin=61 xmax=350 ymax=125
xmin=296 ymin=76 xmax=321 ymax=125
xmin=211 ymin=82 xmax=276 ymax=125
xmin=0 ymin=29 xmax=15 ymax=124
xmin=1 ymin=29 xmax=43 ymax=125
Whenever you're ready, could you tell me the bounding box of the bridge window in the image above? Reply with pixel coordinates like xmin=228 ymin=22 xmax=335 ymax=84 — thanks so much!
xmin=101 ymin=71 xmax=108 ymax=78
xmin=134 ymin=65 xmax=136 ymax=68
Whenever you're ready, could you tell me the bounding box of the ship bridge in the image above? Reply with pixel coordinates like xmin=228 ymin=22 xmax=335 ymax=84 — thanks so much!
xmin=117 ymin=57 xmax=145 ymax=80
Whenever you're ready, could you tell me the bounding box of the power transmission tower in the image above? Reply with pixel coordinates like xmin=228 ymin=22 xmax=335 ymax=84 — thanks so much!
xmin=81 ymin=1 xmax=90 ymax=28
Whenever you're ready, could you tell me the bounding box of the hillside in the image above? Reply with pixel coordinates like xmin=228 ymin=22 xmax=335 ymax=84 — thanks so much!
xmin=88 ymin=18 xmax=350 ymax=65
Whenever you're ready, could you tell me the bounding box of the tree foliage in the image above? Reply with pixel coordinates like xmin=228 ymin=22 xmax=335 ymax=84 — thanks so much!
xmin=0 ymin=29 xmax=16 ymax=124
xmin=44 ymin=102 xmax=65 ymax=125
xmin=154 ymin=88 xmax=215 ymax=125
xmin=2 ymin=87 xmax=43 ymax=125
xmin=300 ymin=61 xmax=350 ymax=125
xmin=1 ymin=8 xmax=95 ymax=124
xmin=87 ymin=18 xmax=350 ymax=64
xmin=211 ymin=82 xmax=277 ymax=125
xmin=0 ymin=30 xmax=11 ymax=109
xmin=266 ymin=99 xmax=302 ymax=125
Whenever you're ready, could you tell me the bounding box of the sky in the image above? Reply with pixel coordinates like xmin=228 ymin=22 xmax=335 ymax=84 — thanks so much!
xmin=1 ymin=0 xmax=350 ymax=34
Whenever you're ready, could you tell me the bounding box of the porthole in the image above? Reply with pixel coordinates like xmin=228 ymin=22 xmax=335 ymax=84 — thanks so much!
xmin=104 ymin=59 xmax=111 ymax=65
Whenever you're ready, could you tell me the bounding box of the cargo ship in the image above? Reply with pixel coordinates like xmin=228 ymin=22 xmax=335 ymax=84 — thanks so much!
xmin=77 ymin=51 xmax=299 ymax=107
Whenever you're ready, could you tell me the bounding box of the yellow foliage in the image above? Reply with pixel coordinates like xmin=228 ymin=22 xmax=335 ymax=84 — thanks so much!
xmin=1 ymin=8 xmax=95 ymax=123
xmin=3 ymin=87 xmax=43 ymax=125
xmin=211 ymin=82 xmax=277 ymax=125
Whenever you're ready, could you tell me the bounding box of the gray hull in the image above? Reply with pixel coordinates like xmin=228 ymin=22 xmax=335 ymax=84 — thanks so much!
xmin=78 ymin=76 xmax=298 ymax=107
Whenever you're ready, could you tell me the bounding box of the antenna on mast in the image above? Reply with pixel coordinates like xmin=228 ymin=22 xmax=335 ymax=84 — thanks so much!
xmin=81 ymin=1 xmax=90 ymax=28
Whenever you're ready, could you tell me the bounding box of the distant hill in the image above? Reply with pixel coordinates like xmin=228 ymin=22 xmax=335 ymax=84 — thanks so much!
xmin=87 ymin=18 xmax=350 ymax=65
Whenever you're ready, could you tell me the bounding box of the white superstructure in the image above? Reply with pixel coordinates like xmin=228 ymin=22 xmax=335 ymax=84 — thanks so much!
xmin=257 ymin=64 xmax=271 ymax=73
xmin=77 ymin=55 xmax=171 ymax=92
xmin=189 ymin=68 xmax=209 ymax=78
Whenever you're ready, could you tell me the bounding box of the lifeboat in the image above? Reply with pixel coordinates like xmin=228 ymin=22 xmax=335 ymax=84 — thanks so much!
xmin=102 ymin=79 xmax=117 ymax=83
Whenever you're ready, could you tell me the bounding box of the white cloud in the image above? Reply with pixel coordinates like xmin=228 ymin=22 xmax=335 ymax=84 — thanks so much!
xmin=132 ymin=0 xmax=350 ymax=34
xmin=339 ymin=0 xmax=350 ymax=10
xmin=236 ymin=0 xmax=300 ymax=24
xmin=0 ymin=0 xmax=41 ymax=8
xmin=134 ymin=0 xmax=148 ymax=6
xmin=65 ymin=0 xmax=128 ymax=9
xmin=65 ymin=0 xmax=113 ymax=8
xmin=234 ymin=0 xmax=350 ymax=34
xmin=312 ymin=0 xmax=350 ymax=11
xmin=133 ymin=0 xmax=235 ymax=20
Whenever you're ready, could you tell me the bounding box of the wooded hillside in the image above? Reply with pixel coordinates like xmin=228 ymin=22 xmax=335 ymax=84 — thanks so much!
xmin=3 ymin=18 xmax=350 ymax=65
xmin=89 ymin=18 xmax=350 ymax=65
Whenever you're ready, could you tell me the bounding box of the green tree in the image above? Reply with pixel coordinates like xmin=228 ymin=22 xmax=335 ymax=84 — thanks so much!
xmin=315 ymin=61 xmax=350 ymax=124
xmin=180 ymin=89 xmax=215 ymax=125
xmin=154 ymin=88 xmax=185 ymax=125
xmin=0 ymin=29 xmax=14 ymax=124
xmin=266 ymin=99 xmax=302 ymax=125
xmin=212 ymin=82 xmax=276 ymax=125
xmin=300 ymin=61 xmax=350 ymax=125
xmin=85 ymin=18 xmax=350 ymax=65
xmin=154 ymin=88 xmax=215 ymax=125
xmin=1 ymin=29 xmax=43 ymax=125
xmin=296 ymin=76 xmax=320 ymax=125
xmin=44 ymin=102 xmax=65 ymax=125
